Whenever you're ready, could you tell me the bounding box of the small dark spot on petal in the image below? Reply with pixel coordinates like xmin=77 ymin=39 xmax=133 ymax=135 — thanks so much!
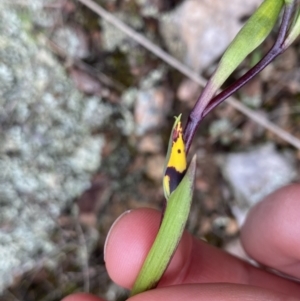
xmin=177 ymin=149 xmax=181 ymax=154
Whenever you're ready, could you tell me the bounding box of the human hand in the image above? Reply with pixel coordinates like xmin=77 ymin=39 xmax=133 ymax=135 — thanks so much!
xmin=63 ymin=184 xmax=300 ymax=301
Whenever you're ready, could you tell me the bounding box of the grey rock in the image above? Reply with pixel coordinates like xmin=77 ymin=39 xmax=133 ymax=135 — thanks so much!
xmin=160 ymin=0 xmax=263 ymax=72
xmin=0 ymin=2 xmax=107 ymax=292
xmin=134 ymin=86 xmax=173 ymax=136
xmin=52 ymin=25 xmax=90 ymax=59
xmin=134 ymin=68 xmax=173 ymax=136
xmin=220 ymin=144 xmax=297 ymax=224
xmin=209 ymin=118 xmax=242 ymax=145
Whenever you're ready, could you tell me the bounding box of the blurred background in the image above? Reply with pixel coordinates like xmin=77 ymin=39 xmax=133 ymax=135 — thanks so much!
xmin=1 ymin=0 xmax=300 ymax=300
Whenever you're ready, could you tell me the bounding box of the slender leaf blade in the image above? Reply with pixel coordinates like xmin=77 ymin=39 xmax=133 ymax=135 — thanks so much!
xmin=190 ymin=0 xmax=284 ymax=117
xmin=131 ymin=155 xmax=196 ymax=296
xmin=212 ymin=0 xmax=284 ymax=88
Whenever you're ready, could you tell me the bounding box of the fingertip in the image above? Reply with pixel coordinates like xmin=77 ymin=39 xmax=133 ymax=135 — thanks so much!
xmin=104 ymin=207 xmax=194 ymax=289
xmin=104 ymin=209 xmax=132 ymax=261
xmin=104 ymin=208 xmax=161 ymax=288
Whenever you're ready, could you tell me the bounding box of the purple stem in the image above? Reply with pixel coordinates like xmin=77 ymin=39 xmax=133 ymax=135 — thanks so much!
xmin=183 ymin=1 xmax=295 ymax=154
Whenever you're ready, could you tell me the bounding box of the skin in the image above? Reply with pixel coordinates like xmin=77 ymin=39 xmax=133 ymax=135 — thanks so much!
xmin=62 ymin=184 xmax=300 ymax=301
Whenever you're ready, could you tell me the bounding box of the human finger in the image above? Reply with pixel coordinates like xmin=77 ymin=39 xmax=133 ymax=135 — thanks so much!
xmin=104 ymin=208 xmax=300 ymax=298
xmin=128 ymin=283 xmax=300 ymax=301
xmin=241 ymin=184 xmax=300 ymax=278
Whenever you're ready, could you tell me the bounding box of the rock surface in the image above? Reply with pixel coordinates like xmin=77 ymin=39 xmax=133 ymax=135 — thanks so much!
xmin=220 ymin=144 xmax=297 ymax=225
xmin=160 ymin=0 xmax=263 ymax=72
xmin=0 ymin=2 xmax=106 ymax=292
xmin=134 ymin=68 xmax=173 ymax=135
xmin=52 ymin=25 xmax=90 ymax=59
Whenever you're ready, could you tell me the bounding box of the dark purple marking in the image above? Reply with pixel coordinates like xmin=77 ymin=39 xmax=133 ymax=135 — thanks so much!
xmin=165 ymin=166 xmax=185 ymax=194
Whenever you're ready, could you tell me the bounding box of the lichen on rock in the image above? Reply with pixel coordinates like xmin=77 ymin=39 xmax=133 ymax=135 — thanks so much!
xmin=0 ymin=2 xmax=106 ymax=292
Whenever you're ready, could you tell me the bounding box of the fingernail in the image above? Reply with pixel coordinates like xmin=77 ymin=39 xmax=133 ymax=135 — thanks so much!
xmin=104 ymin=210 xmax=132 ymax=262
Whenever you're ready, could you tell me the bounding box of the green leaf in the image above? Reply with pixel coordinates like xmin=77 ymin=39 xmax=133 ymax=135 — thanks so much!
xmin=212 ymin=0 xmax=284 ymax=88
xmin=130 ymin=155 xmax=197 ymax=297
xmin=194 ymin=0 xmax=284 ymax=115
